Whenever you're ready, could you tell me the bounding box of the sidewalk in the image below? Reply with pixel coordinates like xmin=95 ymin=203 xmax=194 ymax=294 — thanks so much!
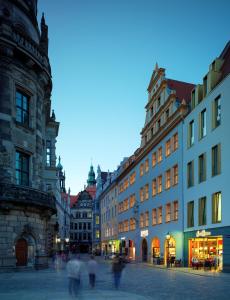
xmin=142 ymin=262 xmax=229 ymax=278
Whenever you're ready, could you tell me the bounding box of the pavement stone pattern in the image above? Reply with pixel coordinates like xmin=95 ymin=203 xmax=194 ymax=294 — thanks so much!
xmin=0 ymin=255 xmax=230 ymax=300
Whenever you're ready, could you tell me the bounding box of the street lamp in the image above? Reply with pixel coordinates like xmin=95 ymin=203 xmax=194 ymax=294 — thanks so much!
xmin=166 ymin=232 xmax=171 ymax=268
xmin=65 ymin=237 xmax=69 ymax=243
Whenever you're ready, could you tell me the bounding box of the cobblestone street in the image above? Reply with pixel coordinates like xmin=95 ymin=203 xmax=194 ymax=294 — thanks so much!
xmin=0 ymin=256 xmax=230 ymax=300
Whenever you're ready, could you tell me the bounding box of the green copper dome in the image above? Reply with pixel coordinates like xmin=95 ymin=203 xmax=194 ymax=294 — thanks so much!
xmin=87 ymin=165 xmax=96 ymax=186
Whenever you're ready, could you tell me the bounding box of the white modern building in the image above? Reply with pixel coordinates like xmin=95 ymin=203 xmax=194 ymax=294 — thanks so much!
xmin=183 ymin=42 xmax=230 ymax=272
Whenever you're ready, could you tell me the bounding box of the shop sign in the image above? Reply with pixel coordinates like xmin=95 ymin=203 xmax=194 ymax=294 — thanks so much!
xmin=140 ymin=230 xmax=149 ymax=237
xmin=196 ymin=230 xmax=211 ymax=237
xmin=121 ymin=237 xmax=126 ymax=240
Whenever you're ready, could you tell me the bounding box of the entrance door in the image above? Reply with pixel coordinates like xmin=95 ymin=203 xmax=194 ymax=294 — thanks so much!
xmin=142 ymin=239 xmax=148 ymax=262
xmin=16 ymin=239 xmax=28 ymax=266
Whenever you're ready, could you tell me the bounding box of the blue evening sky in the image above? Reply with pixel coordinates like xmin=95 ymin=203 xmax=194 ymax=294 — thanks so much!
xmin=37 ymin=0 xmax=229 ymax=194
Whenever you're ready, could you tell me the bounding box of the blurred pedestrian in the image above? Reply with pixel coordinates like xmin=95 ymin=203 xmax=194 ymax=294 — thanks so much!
xmin=66 ymin=254 xmax=83 ymax=298
xmin=112 ymin=254 xmax=125 ymax=289
xmin=88 ymin=255 xmax=98 ymax=288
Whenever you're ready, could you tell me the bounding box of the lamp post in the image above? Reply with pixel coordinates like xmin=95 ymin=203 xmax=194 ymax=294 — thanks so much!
xmin=166 ymin=232 xmax=171 ymax=268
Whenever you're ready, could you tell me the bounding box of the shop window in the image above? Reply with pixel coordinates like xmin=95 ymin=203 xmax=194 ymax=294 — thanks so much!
xmin=165 ymin=139 xmax=171 ymax=157
xmin=187 ymin=160 xmax=194 ymax=188
xmin=16 ymin=90 xmax=29 ymax=127
xmin=212 ymin=95 xmax=221 ymax=129
xmin=165 ymin=169 xmax=171 ymax=189
xmin=212 ymin=144 xmax=221 ymax=176
xmin=165 ymin=203 xmax=171 ymax=222
xmin=198 ymin=153 xmax=206 ymax=183
xmin=158 ymin=147 xmax=163 ymax=163
xmin=157 ymin=207 xmax=162 ymax=224
xmin=188 ymin=120 xmax=194 ymax=148
xmin=187 ymin=201 xmax=194 ymax=228
xmin=198 ymin=197 xmax=207 ymax=226
xmin=152 ymin=209 xmax=157 ymax=225
xmin=173 ymin=201 xmax=178 ymax=221
xmin=15 ymin=151 xmax=29 ymax=186
xmin=212 ymin=192 xmax=222 ymax=223
xmin=152 ymin=152 xmax=157 ymax=167
xmin=152 ymin=179 xmax=157 ymax=197
xmin=157 ymin=175 xmax=162 ymax=193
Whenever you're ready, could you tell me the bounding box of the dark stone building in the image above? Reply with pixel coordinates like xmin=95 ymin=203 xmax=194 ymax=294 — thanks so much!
xmin=0 ymin=0 xmax=59 ymax=269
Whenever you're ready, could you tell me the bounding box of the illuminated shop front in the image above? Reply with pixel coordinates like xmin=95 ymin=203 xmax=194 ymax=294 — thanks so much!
xmin=151 ymin=237 xmax=160 ymax=258
xmin=164 ymin=234 xmax=176 ymax=265
xmin=108 ymin=240 xmax=120 ymax=254
xmin=128 ymin=240 xmax=135 ymax=260
xmin=188 ymin=231 xmax=223 ymax=271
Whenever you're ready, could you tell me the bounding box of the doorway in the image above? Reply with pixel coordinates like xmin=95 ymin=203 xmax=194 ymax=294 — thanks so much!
xmin=16 ymin=238 xmax=28 ymax=266
xmin=142 ymin=238 xmax=148 ymax=262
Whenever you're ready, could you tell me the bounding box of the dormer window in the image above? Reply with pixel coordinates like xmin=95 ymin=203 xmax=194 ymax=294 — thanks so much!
xmin=157 ymin=97 xmax=161 ymax=108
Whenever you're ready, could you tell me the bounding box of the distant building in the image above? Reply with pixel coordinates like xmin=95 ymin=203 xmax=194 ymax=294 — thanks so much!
xmin=0 ymin=0 xmax=58 ymax=269
xmin=70 ymin=165 xmax=96 ymax=253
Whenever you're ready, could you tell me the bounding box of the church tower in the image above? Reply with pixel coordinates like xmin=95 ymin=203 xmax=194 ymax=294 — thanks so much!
xmin=87 ymin=165 xmax=96 ymax=186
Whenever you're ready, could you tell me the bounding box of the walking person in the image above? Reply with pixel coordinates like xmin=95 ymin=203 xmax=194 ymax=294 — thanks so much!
xmin=88 ymin=255 xmax=98 ymax=288
xmin=112 ymin=254 xmax=125 ymax=289
xmin=66 ymin=254 xmax=83 ymax=298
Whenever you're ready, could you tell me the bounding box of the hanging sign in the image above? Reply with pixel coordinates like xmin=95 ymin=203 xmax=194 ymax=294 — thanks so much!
xmin=140 ymin=230 xmax=149 ymax=237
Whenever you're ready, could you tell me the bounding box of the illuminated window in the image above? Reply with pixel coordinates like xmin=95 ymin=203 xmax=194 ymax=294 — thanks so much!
xmin=152 ymin=152 xmax=157 ymax=167
xmin=140 ymin=213 xmax=144 ymax=228
xmin=130 ymin=172 xmax=136 ymax=185
xmin=152 ymin=209 xmax=157 ymax=225
xmin=165 ymin=203 xmax=171 ymax=222
xmin=165 ymin=169 xmax=171 ymax=189
xmin=145 ymin=211 xmax=149 ymax=227
xmin=140 ymin=164 xmax=144 ymax=176
xmin=172 ymin=132 xmax=178 ymax=151
xmin=140 ymin=188 xmax=144 ymax=202
xmin=130 ymin=194 xmax=136 ymax=208
xmin=157 ymin=175 xmax=162 ymax=193
xmin=96 ymin=215 xmax=99 ymax=225
xmin=173 ymin=201 xmax=178 ymax=221
xmin=158 ymin=147 xmax=163 ymax=163
xmin=152 ymin=179 xmax=157 ymax=197
xmin=145 ymin=159 xmax=149 ymax=173
xmin=157 ymin=207 xmax=162 ymax=224
xmin=212 ymin=192 xmax=221 ymax=223
xmin=130 ymin=218 xmax=136 ymax=230
xmin=46 ymin=140 xmax=51 ymax=167
xmin=165 ymin=140 xmax=171 ymax=157
xmin=172 ymin=164 xmax=178 ymax=185
xmin=145 ymin=184 xmax=149 ymax=200
xmin=124 ymin=198 xmax=129 ymax=211
xmin=124 ymin=220 xmax=129 ymax=232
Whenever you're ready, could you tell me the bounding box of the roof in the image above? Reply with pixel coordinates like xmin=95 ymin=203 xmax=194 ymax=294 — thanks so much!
xmin=86 ymin=185 xmax=96 ymax=199
xmin=70 ymin=194 xmax=79 ymax=208
xmin=167 ymin=79 xmax=195 ymax=104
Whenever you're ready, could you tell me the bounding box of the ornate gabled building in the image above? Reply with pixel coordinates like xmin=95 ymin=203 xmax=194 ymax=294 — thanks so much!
xmin=0 ymin=0 xmax=59 ymax=269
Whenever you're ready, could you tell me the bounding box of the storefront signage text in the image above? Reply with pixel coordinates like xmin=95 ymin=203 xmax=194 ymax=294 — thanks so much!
xmin=140 ymin=230 xmax=149 ymax=237
xmin=196 ymin=230 xmax=211 ymax=237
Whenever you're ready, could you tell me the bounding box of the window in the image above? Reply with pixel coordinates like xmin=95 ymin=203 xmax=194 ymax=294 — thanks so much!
xmin=74 ymin=223 xmax=78 ymax=230
xmin=140 ymin=164 xmax=144 ymax=177
xmin=187 ymin=161 xmax=194 ymax=188
xmin=152 ymin=209 xmax=157 ymax=225
xmin=172 ymin=164 xmax=178 ymax=186
xmin=212 ymin=95 xmax=221 ymax=128
xmin=152 ymin=179 xmax=157 ymax=197
xmin=83 ymin=223 xmax=86 ymax=230
xmin=172 ymin=132 xmax=178 ymax=151
xmin=79 ymin=223 xmax=82 ymax=230
xmin=203 ymin=75 xmax=208 ymax=97
xmin=130 ymin=218 xmax=136 ymax=231
xmin=212 ymin=192 xmax=222 ymax=223
xmin=16 ymin=90 xmax=29 ymax=126
xmin=173 ymin=201 xmax=178 ymax=221
xmin=198 ymin=153 xmax=206 ymax=183
xmin=96 ymin=215 xmax=99 ymax=225
xmin=199 ymin=109 xmax=207 ymax=139
xmin=96 ymin=230 xmax=100 ymax=239
xmin=130 ymin=172 xmax=136 ymax=185
xmin=15 ymin=151 xmax=29 ymax=186
xmin=165 ymin=140 xmax=171 ymax=157
xmin=157 ymin=207 xmax=162 ymax=224
xmin=124 ymin=198 xmax=129 ymax=211
xmin=145 ymin=184 xmax=149 ymax=200
xmin=188 ymin=120 xmax=194 ymax=147
xmin=158 ymin=147 xmax=163 ymax=163
xmin=145 ymin=159 xmax=149 ymax=173
xmin=165 ymin=108 xmax=169 ymax=120
xmin=157 ymin=97 xmax=161 ymax=108
xmin=140 ymin=213 xmax=144 ymax=228
xmin=46 ymin=140 xmax=51 ymax=167
xmin=165 ymin=203 xmax=171 ymax=222
xmin=124 ymin=220 xmax=129 ymax=232
xmin=130 ymin=194 xmax=136 ymax=208
xmin=88 ymin=223 xmax=91 ymax=230
xmin=198 ymin=197 xmax=207 ymax=226
xmin=145 ymin=211 xmax=149 ymax=227
xmin=165 ymin=169 xmax=171 ymax=189
xmin=187 ymin=201 xmax=194 ymax=227
xmin=140 ymin=188 xmax=144 ymax=202
xmin=157 ymin=175 xmax=162 ymax=193
xmin=191 ymin=90 xmax=195 ymax=110
xmin=212 ymin=144 xmax=221 ymax=176
xmin=158 ymin=118 xmax=161 ymax=129
xmin=152 ymin=152 xmax=157 ymax=167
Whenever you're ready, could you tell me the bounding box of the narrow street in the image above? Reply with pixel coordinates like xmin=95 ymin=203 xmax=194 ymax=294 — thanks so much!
xmin=0 ymin=256 xmax=229 ymax=300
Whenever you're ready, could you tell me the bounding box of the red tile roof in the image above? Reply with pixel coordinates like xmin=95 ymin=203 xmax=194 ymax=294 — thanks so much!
xmin=167 ymin=79 xmax=195 ymax=104
xmin=70 ymin=194 xmax=79 ymax=208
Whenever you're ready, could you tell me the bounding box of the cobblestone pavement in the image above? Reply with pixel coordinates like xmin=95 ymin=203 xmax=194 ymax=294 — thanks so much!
xmin=0 ymin=256 xmax=230 ymax=300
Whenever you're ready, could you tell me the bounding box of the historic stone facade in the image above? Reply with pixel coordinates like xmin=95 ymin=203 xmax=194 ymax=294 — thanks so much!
xmin=0 ymin=0 xmax=59 ymax=269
